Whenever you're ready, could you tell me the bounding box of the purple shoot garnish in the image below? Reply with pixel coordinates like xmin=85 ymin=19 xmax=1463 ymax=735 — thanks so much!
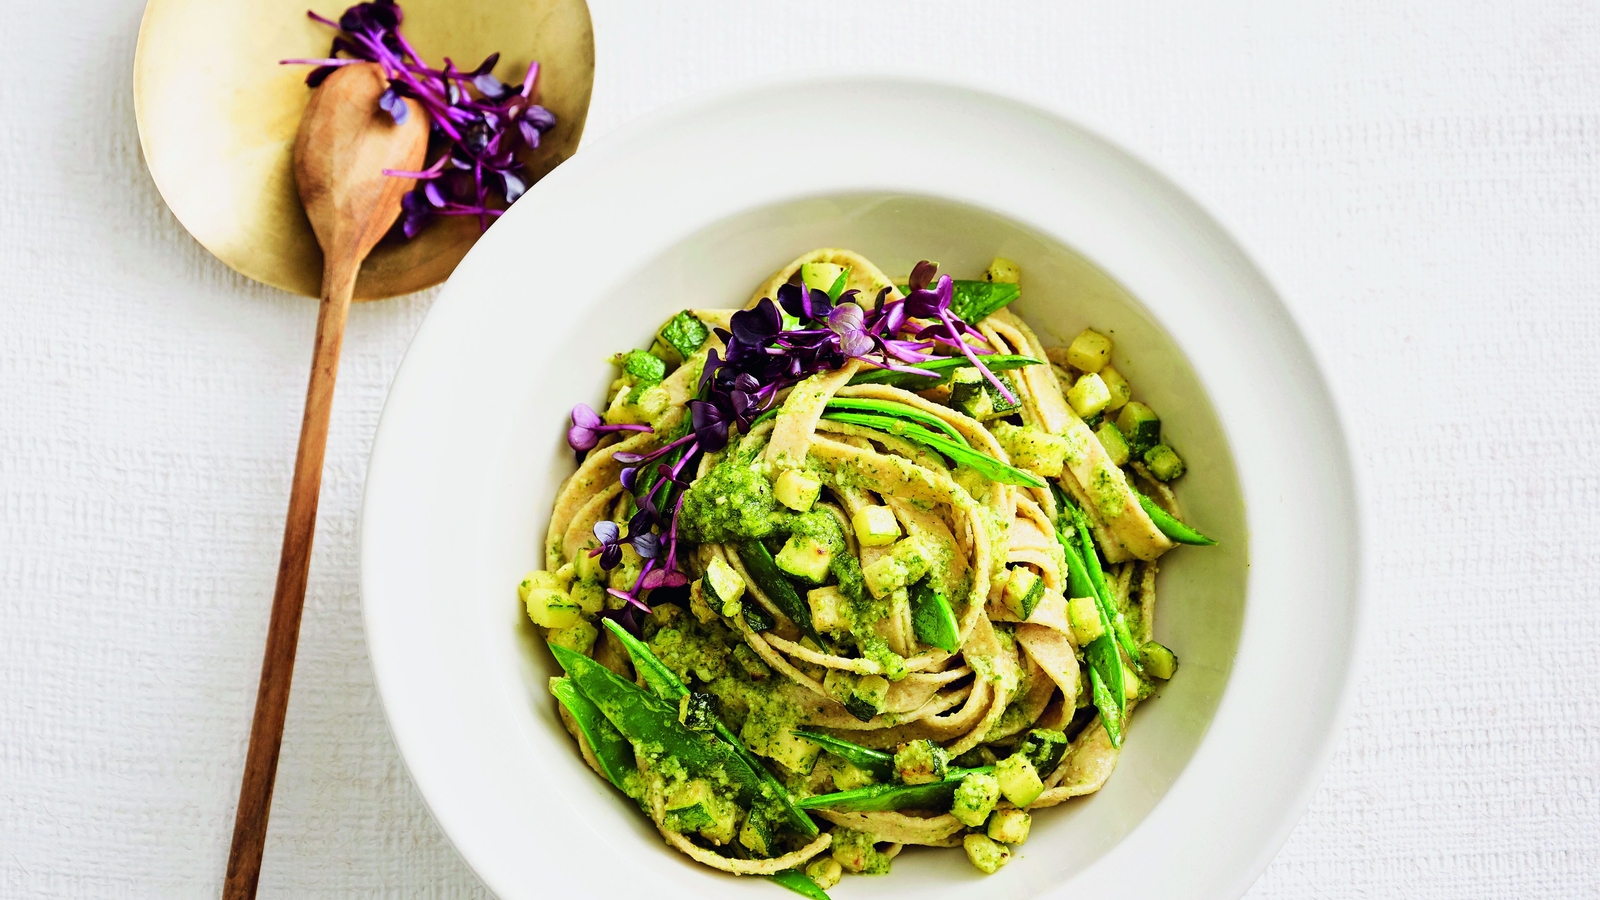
xmin=567 ymin=403 xmax=651 ymax=452
xmin=282 ymin=0 xmax=559 ymax=240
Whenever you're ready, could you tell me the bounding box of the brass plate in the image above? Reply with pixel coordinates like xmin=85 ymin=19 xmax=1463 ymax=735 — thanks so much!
xmin=133 ymin=0 xmax=593 ymax=300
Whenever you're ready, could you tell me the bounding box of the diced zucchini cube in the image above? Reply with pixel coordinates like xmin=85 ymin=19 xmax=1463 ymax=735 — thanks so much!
xmin=807 ymin=585 xmax=853 ymax=634
xmin=773 ymin=469 xmax=822 ymax=512
xmin=893 ymin=739 xmax=949 ymax=785
xmin=1116 ymin=402 xmax=1161 ymax=455
xmin=800 ymin=262 xmax=847 ymax=295
xmin=950 ymin=771 xmax=1001 ymax=826
xmin=775 ymin=533 xmax=834 ymax=583
xmin=738 ymin=810 xmax=777 ymax=857
xmin=1001 ymin=566 xmax=1045 ymax=619
xmin=1123 ymin=663 xmax=1144 ymax=701
xmin=950 ymin=368 xmax=1021 ymax=420
xmin=616 ymin=348 xmax=666 ymax=383
xmin=677 ymin=692 xmax=718 ymax=732
xmin=662 ymin=779 xmax=716 ymax=832
xmin=569 ymin=579 xmax=606 ymax=615
xmin=703 ymin=555 xmax=746 ymax=616
xmin=732 ymin=643 xmax=770 ymax=680
xmin=766 ymin=726 xmax=822 ymax=775
xmin=524 ymin=578 xmax=583 ymax=629
xmin=852 ymin=505 xmax=902 ymax=547
xmin=988 ymin=372 xmax=1023 ymax=417
xmin=1066 ymin=328 xmax=1113 ymax=373
xmin=986 ymin=808 xmax=1032 ymax=845
xmin=1068 ymin=595 xmax=1105 ymax=646
xmin=846 ymin=675 xmax=890 ymax=722
xmin=517 ymin=570 xmax=563 ymax=604
xmin=1095 ymin=420 xmax=1131 ymax=467
xmin=606 ymin=383 xmax=670 ymax=425
xmin=1066 ymin=372 xmax=1112 ymax=418
xmin=547 ymin=619 xmax=597 ymax=655
xmin=823 ymin=668 xmax=859 ymax=705
xmin=993 ymin=422 xmax=1068 ymax=478
xmin=963 ymin=833 xmax=1012 ymax=874
xmin=657 ymin=310 xmax=710 ymax=363
xmin=1141 ymin=641 xmax=1178 ymax=680
xmin=984 ymin=257 xmax=1021 ymax=284
xmin=741 ymin=599 xmax=774 ymax=633
xmin=862 ymin=536 xmax=930 ymax=598
xmin=832 ymin=828 xmax=891 ymax=874
xmin=805 ymin=857 xmax=843 ymax=889
xmin=1099 ymin=365 xmax=1131 ymax=410
xmin=1018 ymin=728 xmax=1069 ymax=774
xmin=1143 ymin=443 xmax=1187 ymax=481
xmin=995 ymin=753 xmax=1044 ymax=807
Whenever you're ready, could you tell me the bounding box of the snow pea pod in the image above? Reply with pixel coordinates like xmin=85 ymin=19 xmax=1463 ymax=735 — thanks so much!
xmin=820 ymin=412 xmax=1046 ymax=489
xmin=599 ymin=619 xmax=818 ymax=837
xmin=1135 ymin=492 xmax=1217 ymax=546
xmin=769 ymin=869 xmax=832 ymax=900
xmin=549 ymin=644 xmax=771 ymax=810
xmin=823 ymin=398 xmax=968 ymax=445
xmin=549 ymin=676 xmax=637 ymax=790
xmin=1085 ymin=638 xmax=1125 ymax=748
xmin=796 ymin=766 xmax=994 ymax=812
xmin=846 ymin=353 xmax=1041 ymax=390
xmin=1067 ymin=502 xmax=1144 ymax=668
xmin=788 ymin=729 xmax=895 ymax=781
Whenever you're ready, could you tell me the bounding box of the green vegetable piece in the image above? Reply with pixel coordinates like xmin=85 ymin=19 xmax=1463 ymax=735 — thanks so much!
xmin=795 ymin=766 xmax=993 ymax=812
xmin=963 ymin=833 xmax=1011 ymax=874
xmin=768 ymin=869 xmax=833 ymax=900
xmin=893 ymin=739 xmax=949 ymax=785
xmin=1000 ymin=565 xmax=1045 ymax=619
xmin=845 ymin=354 xmax=1042 ymax=390
xmin=662 ymin=779 xmax=722 ymax=834
xmin=910 ymin=580 xmax=961 ymax=652
xmin=950 ymin=771 xmax=1001 ymax=827
xmin=736 ymin=540 xmax=822 ymax=643
xmin=549 ymin=677 xmax=636 ymax=790
xmin=789 ymin=730 xmax=895 ymax=780
xmin=1095 ymin=420 xmax=1131 ymax=467
xmin=950 ymin=280 xmax=1020 ymax=322
xmin=818 ymin=411 xmax=1046 ymax=488
xmin=1018 ymin=728 xmax=1069 ymax=774
xmin=775 ymin=532 xmax=835 ymax=583
xmin=1115 ymin=401 xmax=1161 ymax=455
xmin=1141 ymin=641 xmax=1179 ymax=680
xmin=1086 ymin=636 xmax=1125 ymax=747
xmin=994 ymin=753 xmax=1044 ymax=807
xmin=742 ymin=598 xmax=775 ymax=632
xmin=823 ymin=398 xmax=968 ymax=445
xmin=596 ymin=620 xmax=818 ymax=836
xmin=1068 ymin=503 xmax=1143 ymax=667
xmin=617 ymin=348 xmax=666 ymax=384
xmin=1143 ymin=443 xmax=1187 ymax=481
xmin=986 ymin=807 xmax=1032 ymax=845
xmin=1135 ymin=493 xmax=1216 ymax=545
xmin=844 ymin=674 xmax=890 ymax=722
xmin=657 ymin=310 xmax=710 ymax=362
xmin=678 ymin=692 xmax=718 ymax=732
xmin=549 ymin=644 xmax=763 ymax=806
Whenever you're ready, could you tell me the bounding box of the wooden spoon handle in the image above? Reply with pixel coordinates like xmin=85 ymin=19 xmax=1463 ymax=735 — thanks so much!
xmin=223 ymin=256 xmax=361 ymax=900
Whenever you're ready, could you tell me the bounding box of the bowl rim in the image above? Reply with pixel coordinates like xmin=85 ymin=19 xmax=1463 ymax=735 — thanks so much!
xmin=360 ymin=69 xmax=1369 ymax=900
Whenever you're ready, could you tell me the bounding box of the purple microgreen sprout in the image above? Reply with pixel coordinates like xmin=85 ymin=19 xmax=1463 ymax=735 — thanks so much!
xmin=567 ymin=403 xmax=651 ymax=452
xmin=282 ymin=0 xmax=558 ymax=240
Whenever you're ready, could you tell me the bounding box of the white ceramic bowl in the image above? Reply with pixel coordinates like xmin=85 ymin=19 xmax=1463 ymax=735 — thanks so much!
xmin=362 ymin=74 xmax=1363 ymax=900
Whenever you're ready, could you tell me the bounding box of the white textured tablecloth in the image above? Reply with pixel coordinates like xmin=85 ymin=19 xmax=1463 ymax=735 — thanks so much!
xmin=3 ymin=1 xmax=1598 ymax=897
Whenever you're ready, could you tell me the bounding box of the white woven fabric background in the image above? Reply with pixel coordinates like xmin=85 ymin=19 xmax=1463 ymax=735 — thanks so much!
xmin=3 ymin=0 xmax=1598 ymax=897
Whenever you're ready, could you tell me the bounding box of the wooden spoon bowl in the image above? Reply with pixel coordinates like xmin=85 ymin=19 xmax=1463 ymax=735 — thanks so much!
xmin=133 ymin=0 xmax=594 ymax=300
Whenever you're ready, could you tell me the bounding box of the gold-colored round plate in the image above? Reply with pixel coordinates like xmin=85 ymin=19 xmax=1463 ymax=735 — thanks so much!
xmin=133 ymin=0 xmax=593 ymax=301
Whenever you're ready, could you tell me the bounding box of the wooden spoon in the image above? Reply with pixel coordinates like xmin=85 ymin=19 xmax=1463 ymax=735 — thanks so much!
xmin=223 ymin=62 xmax=428 ymax=900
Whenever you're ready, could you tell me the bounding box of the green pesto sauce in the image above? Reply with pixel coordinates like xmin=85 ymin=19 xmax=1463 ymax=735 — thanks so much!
xmin=677 ymin=453 xmax=788 ymax=544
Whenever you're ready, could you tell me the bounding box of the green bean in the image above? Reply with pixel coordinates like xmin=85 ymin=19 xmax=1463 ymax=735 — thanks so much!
xmin=845 ymin=353 xmax=1041 ymax=389
xmin=769 ymin=869 xmax=832 ymax=900
xmin=1136 ymin=492 xmax=1217 ymax=546
xmin=789 ymin=730 xmax=895 ymax=781
xmin=820 ymin=412 xmax=1046 ymax=488
xmin=823 ymin=398 xmax=968 ymax=445
xmin=736 ymin=540 xmax=822 ymax=644
xmin=795 ymin=766 xmax=993 ymax=812
xmin=599 ymin=619 xmax=818 ymax=837
xmin=549 ymin=676 xmax=637 ymax=790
